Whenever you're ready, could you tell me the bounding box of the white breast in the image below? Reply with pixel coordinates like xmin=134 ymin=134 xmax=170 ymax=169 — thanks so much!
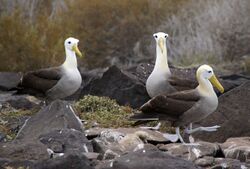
xmin=146 ymin=69 xmax=171 ymax=97
xmin=63 ymin=68 xmax=82 ymax=92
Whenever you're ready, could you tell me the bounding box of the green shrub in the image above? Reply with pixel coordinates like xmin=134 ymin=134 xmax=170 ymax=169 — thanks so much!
xmin=75 ymin=95 xmax=135 ymax=128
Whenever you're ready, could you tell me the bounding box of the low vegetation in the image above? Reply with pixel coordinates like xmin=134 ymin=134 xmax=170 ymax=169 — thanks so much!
xmin=0 ymin=108 xmax=36 ymax=141
xmin=75 ymin=95 xmax=135 ymax=128
xmin=75 ymin=95 xmax=175 ymax=133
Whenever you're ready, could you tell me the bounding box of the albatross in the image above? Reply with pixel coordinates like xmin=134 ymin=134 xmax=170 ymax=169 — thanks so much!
xmin=146 ymin=32 xmax=196 ymax=98
xmin=19 ymin=37 xmax=83 ymax=101
xmin=131 ymin=64 xmax=224 ymax=144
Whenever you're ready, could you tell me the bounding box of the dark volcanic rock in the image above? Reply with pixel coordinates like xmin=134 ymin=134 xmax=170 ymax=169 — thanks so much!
xmin=0 ymin=133 xmax=93 ymax=168
xmin=0 ymin=141 xmax=49 ymax=160
xmin=0 ymin=92 xmax=42 ymax=110
xmin=16 ymin=100 xmax=84 ymax=141
xmin=194 ymin=81 xmax=250 ymax=142
xmin=0 ymin=100 xmax=93 ymax=169
xmin=80 ymin=67 xmax=107 ymax=88
xmin=81 ymin=66 xmax=150 ymax=108
xmin=220 ymin=74 xmax=250 ymax=86
xmin=35 ymin=154 xmax=93 ymax=169
xmin=0 ymin=154 xmax=93 ymax=169
xmin=0 ymin=72 xmax=22 ymax=90
xmin=112 ymin=149 xmax=199 ymax=169
xmin=39 ymin=129 xmax=93 ymax=154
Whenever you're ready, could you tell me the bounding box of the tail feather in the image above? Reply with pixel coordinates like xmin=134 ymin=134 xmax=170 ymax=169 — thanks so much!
xmin=129 ymin=113 xmax=159 ymax=126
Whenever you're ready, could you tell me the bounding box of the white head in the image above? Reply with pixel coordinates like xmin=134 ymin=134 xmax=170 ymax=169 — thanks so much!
xmin=64 ymin=37 xmax=82 ymax=57
xmin=196 ymin=64 xmax=224 ymax=93
xmin=153 ymin=32 xmax=168 ymax=54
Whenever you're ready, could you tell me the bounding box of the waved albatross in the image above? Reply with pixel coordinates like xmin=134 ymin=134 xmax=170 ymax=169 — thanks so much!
xmin=146 ymin=32 xmax=196 ymax=98
xmin=132 ymin=65 xmax=224 ymax=144
xmin=19 ymin=37 xmax=83 ymax=101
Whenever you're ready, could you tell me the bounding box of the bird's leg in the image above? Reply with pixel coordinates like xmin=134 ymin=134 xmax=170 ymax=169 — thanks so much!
xmin=187 ymin=123 xmax=195 ymax=143
xmin=162 ymin=132 xmax=179 ymax=143
xmin=176 ymin=127 xmax=199 ymax=146
xmin=162 ymin=126 xmax=199 ymax=145
xmin=185 ymin=125 xmax=220 ymax=134
xmin=140 ymin=122 xmax=161 ymax=130
xmin=189 ymin=123 xmax=193 ymax=130
xmin=176 ymin=127 xmax=185 ymax=143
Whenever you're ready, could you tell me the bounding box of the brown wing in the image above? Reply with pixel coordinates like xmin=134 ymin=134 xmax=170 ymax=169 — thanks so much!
xmin=31 ymin=66 xmax=62 ymax=80
xmin=20 ymin=66 xmax=63 ymax=93
xmin=132 ymin=89 xmax=200 ymax=122
xmin=168 ymin=76 xmax=198 ymax=91
xmin=164 ymin=89 xmax=200 ymax=101
xmin=173 ymin=99 xmax=204 ymax=127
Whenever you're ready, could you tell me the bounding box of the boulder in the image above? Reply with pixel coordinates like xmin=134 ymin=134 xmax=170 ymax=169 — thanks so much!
xmin=0 ymin=92 xmax=42 ymax=110
xmin=39 ymin=129 xmax=93 ymax=155
xmin=80 ymin=67 xmax=108 ymax=88
xmin=221 ymin=137 xmax=250 ymax=162
xmin=92 ymin=129 xmax=158 ymax=160
xmin=85 ymin=127 xmax=168 ymax=143
xmin=0 ymin=134 xmax=93 ymax=168
xmin=211 ymin=158 xmax=245 ymax=169
xmin=16 ymin=100 xmax=84 ymax=141
xmin=81 ymin=66 xmax=150 ymax=108
xmin=0 ymin=141 xmax=49 ymax=160
xmin=111 ymin=149 xmax=199 ymax=169
xmin=220 ymin=74 xmax=250 ymax=86
xmin=194 ymin=156 xmax=215 ymax=167
xmin=158 ymin=141 xmax=221 ymax=161
xmin=0 ymin=72 xmax=22 ymax=90
xmin=194 ymin=81 xmax=250 ymax=142
xmin=0 ymin=154 xmax=93 ymax=169
xmin=0 ymin=100 xmax=93 ymax=169
xmin=34 ymin=154 xmax=93 ymax=169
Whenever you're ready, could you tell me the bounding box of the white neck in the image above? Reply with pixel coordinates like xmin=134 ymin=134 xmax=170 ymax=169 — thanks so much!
xmin=197 ymin=77 xmax=215 ymax=96
xmin=62 ymin=48 xmax=78 ymax=68
xmin=153 ymin=43 xmax=170 ymax=74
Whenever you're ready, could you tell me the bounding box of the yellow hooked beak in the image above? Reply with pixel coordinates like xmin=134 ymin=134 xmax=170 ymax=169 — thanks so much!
xmin=158 ymin=37 xmax=164 ymax=54
xmin=72 ymin=44 xmax=83 ymax=58
xmin=209 ymin=75 xmax=224 ymax=93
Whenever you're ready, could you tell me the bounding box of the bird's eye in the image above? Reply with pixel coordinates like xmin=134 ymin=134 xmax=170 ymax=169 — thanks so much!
xmin=68 ymin=41 xmax=71 ymax=44
xmin=154 ymin=35 xmax=158 ymax=38
xmin=165 ymin=35 xmax=168 ymax=38
xmin=208 ymin=71 xmax=212 ymax=73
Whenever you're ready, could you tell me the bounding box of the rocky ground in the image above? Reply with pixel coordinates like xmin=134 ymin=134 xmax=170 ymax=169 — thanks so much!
xmin=0 ymin=64 xmax=250 ymax=169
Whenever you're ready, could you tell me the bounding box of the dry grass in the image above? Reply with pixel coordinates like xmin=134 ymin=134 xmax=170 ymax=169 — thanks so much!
xmin=0 ymin=0 xmax=186 ymax=71
xmin=0 ymin=0 xmax=249 ymax=72
xmin=161 ymin=0 xmax=250 ymax=67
